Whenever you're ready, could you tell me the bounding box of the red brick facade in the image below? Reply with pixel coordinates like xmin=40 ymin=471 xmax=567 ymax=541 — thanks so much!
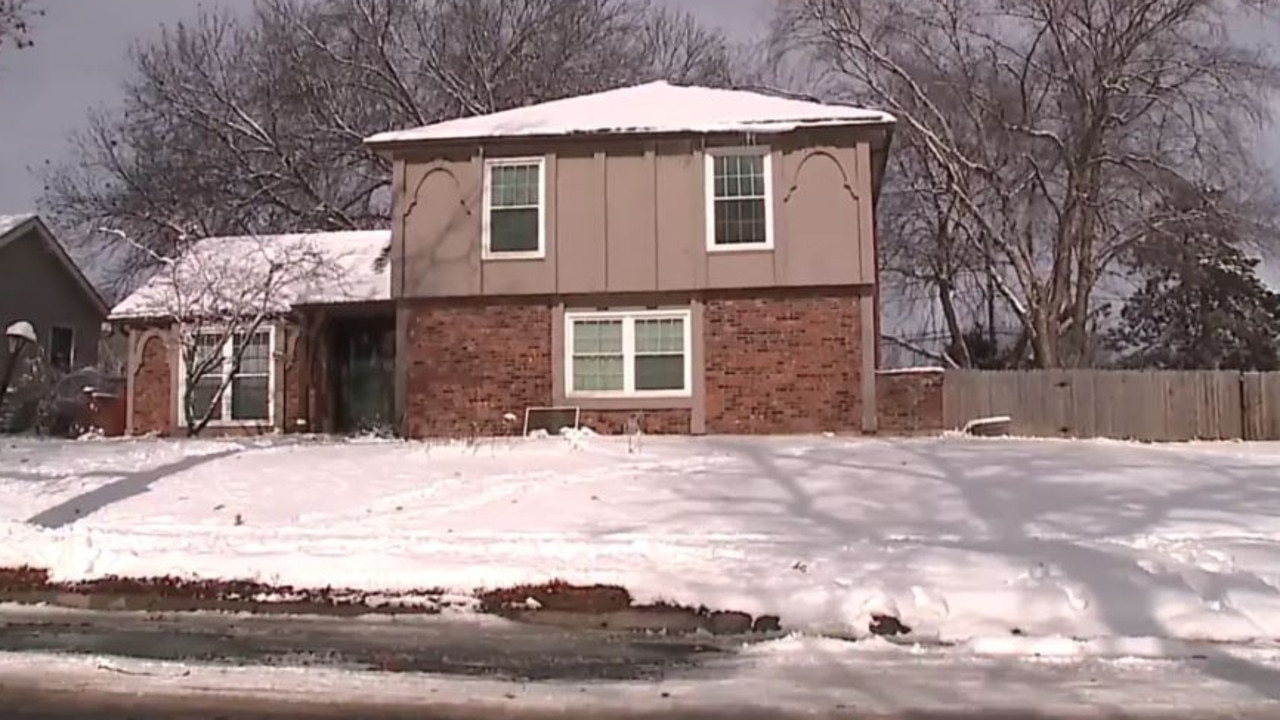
xmin=130 ymin=332 xmax=172 ymax=436
xmin=705 ymin=288 xmax=863 ymax=434
xmin=579 ymin=410 xmax=692 ymax=435
xmin=126 ymin=324 xmax=310 ymax=437
xmin=400 ymin=288 xmax=876 ymax=438
xmin=877 ymin=369 xmax=945 ymax=434
xmin=127 ymin=291 xmax=945 ymax=440
xmin=404 ymin=300 xmax=553 ymax=438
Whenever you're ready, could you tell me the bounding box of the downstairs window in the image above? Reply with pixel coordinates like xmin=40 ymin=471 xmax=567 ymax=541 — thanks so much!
xmin=565 ymin=310 xmax=692 ymax=398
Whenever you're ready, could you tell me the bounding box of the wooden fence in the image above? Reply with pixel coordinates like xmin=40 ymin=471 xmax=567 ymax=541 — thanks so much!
xmin=942 ymin=370 xmax=1280 ymax=441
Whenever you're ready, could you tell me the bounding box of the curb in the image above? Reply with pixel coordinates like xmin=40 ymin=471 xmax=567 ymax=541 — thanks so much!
xmin=0 ymin=568 xmax=784 ymax=636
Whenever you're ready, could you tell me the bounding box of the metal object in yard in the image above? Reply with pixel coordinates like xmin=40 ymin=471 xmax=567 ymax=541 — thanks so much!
xmin=0 ymin=321 xmax=38 ymax=422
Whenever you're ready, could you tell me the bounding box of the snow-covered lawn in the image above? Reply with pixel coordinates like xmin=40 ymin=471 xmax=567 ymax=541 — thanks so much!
xmin=4 ymin=432 xmax=1280 ymax=646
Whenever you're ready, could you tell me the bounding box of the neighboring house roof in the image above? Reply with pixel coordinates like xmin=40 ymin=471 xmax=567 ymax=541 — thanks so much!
xmin=0 ymin=213 xmax=110 ymax=318
xmin=364 ymin=81 xmax=896 ymax=146
xmin=109 ymin=230 xmax=392 ymax=321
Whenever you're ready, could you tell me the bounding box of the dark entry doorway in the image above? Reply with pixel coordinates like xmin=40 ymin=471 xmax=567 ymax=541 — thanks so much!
xmin=330 ymin=317 xmax=395 ymax=435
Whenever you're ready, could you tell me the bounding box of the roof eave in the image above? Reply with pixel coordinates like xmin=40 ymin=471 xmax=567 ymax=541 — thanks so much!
xmin=363 ymin=117 xmax=898 ymax=152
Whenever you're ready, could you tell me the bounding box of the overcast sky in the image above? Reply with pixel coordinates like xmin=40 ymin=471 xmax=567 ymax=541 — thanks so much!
xmin=0 ymin=2 xmax=1275 ymax=255
xmin=0 ymin=0 xmax=772 ymax=220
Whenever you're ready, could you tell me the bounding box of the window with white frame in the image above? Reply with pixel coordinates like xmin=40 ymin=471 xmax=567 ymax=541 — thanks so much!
xmin=183 ymin=328 xmax=273 ymax=424
xmin=705 ymin=147 xmax=773 ymax=249
xmin=565 ymin=310 xmax=692 ymax=397
xmin=483 ymin=157 xmax=545 ymax=257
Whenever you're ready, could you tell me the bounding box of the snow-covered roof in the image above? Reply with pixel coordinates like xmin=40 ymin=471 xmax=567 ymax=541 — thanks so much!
xmin=0 ymin=213 xmax=36 ymax=239
xmin=110 ymin=230 xmax=391 ymax=320
xmin=364 ymin=81 xmax=895 ymax=146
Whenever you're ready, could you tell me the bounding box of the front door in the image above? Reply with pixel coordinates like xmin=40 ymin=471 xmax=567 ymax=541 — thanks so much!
xmin=332 ymin=319 xmax=395 ymax=435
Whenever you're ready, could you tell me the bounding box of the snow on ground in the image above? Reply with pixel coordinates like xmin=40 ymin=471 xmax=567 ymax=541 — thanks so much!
xmin=3 ymin=636 xmax=1280 ymax=715
xmin=4 ymin=433 xmax=1280 ymax=646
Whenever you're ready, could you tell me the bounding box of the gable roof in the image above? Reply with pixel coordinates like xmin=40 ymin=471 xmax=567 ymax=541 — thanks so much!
xmin=109 ymin=230 xmax=392 ymax=321
xmin=0 ymin=213 xmax=110 ymax=318
xmin=364 ymin=81 xmax=895 ymax=146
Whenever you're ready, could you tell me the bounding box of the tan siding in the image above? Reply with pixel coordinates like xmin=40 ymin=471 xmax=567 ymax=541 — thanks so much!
xmin=777 ymin=146 xmax=866 ymax=286
xmin=555 ymin=150 xmax=608 ymax=293
xmin=400 ymin=159 xmax=482 ymax=297
xmin=705 ymin=248 xmax=776 ymax=288
xmin=655 ymin=143 xmax=703 ymax=290
xmin=604 ymin=148 xmax=659 ymax=292
xmin=395 ymin=128 xmax=883 ymax=299
xmin=855 ymin=143 xmax=878 ymax=283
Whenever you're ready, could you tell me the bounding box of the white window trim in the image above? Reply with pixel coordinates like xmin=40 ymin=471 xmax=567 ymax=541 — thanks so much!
xmin=704 ymin=146 xmax=775 ymax=252
xmin=176 ymin=326 xmax=277 ymax=428
xmin=49 ymin=325 xmax=76 ymax=372
xmin=481 ymin=155 xmax=547 ymax=261
xmin=564 ymin=309 xmax=694 ymax=400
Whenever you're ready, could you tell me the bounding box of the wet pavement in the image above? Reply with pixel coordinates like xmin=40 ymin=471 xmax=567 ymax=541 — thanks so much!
xmin=0 ymin=606 xmax=741 ymax=682
xmin=6 ymin=609 xmax=1280 ymax=719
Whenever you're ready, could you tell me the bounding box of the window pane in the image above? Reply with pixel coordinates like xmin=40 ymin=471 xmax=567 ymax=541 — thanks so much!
xmin=490 ymin=163 xmax=539 ymax=208
xmin=189 ymin=377 xmax=223 ymax=421
xmin=635 ymin=355 xmax=685 ymax=391
xmin=49 ymin=327 xmax=74 ymax=373
xmin=635 ymin=318 xmax=684 ymax=354
xmin=190 ymin=335 xmax=224 ymax=374
xmin=572 ymin=355 xmax=624 ymax=392
xmin=231 ymin=376 xmax=270 ymax=421
xmin=234 ymin=332 xmax=270 ymax=375
xmin=715 ymin=198 xmax=767 ymax=244
xmin=573 ymin=320 xmax=623 ymax=354
xmin=714 ymin=154 xmax=764 ymax=199
xmin=489 ymin=208 xmax=540 ymax=252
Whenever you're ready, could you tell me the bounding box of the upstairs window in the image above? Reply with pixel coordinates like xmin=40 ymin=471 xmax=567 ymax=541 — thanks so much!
xmin=483 ymin=157 xmax=546 ymax=259
xmin=706 ymin=147 xmax=774 ymax=250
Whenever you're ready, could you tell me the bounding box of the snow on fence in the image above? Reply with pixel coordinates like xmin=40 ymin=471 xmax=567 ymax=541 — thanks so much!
xmin=942 ymin=369 xmax=1280 ymax=442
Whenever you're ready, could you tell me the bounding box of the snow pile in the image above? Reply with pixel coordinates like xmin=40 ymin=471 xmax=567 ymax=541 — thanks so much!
xmin=364 ymin=81 xmax=894 ymax=144
xmin=6 ymin=434 xmax=1280 ymax=647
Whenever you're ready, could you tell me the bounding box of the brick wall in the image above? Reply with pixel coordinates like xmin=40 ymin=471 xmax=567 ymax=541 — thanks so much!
xmin=128 ymin=323 xmax=311 ymax=438
xmin=131 ymin=332 xmax=172 ymax=436
xmin=877 ymin=369 xmax=945 ymax=434
xmin=280 ymin=325 xmax=309 ymax=434
xmin=404 ymin=300 xmax=553 ymax=438
xmin=705 ymin=288 xmax=863 ymax=434
xmin=579 ymin=409 xmax=691 ymax=435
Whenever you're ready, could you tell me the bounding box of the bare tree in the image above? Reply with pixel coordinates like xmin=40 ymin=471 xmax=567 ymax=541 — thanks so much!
xmin=0 ymin=0 xmax=38 ymax=52
xmin=775 ymin=0 xmax=1280 ymax=368
xmin=105 ymin=228 xmax=350 ymax=436
xmin=42 ymin=0 xmax=738 ymax=297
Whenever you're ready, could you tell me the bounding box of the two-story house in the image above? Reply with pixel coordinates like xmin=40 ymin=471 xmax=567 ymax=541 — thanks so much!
xmin=114 ymin=81 xmax=897 ymax=437
xmin=368 ymin=81 xmax=896 ymax=437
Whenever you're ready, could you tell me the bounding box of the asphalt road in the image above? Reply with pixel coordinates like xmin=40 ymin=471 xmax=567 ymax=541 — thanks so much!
xmin=0 ymin=607 xmax=738 ymax=681
xmin=4 ymin=609 xmax=1280 ymax=720
xmin=5 ymin=686 xmax=1280 ymax=720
